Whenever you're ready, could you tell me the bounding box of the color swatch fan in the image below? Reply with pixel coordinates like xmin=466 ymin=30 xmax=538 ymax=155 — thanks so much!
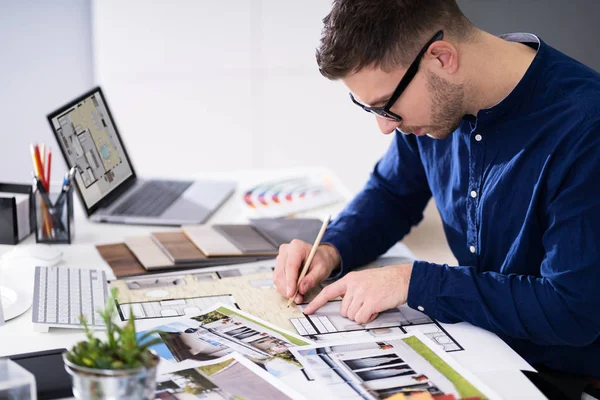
xmin=242 ymin=175 xmax=343 ymax=217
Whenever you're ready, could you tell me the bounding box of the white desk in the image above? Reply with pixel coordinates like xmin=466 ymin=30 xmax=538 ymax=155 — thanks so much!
xmin=0 ymin=168 xmax=545 ymax=399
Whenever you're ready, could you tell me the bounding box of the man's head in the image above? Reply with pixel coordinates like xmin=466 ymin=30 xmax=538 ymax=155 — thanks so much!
xmin=316 ymin=0 xmax=476 ymax=139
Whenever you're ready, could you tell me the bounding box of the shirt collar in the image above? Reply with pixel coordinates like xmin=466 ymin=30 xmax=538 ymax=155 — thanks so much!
xmin=471 ymin=33 xmax=544 ymax=127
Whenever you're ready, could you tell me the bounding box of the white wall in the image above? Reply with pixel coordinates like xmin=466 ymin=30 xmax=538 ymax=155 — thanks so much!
xmin=3 ymin=1 xmax=598 ymax=195
xmin=92 ymin=0 xmax=393 ymax=194
xmin=0 ymin=0 xmax=94 ymax=185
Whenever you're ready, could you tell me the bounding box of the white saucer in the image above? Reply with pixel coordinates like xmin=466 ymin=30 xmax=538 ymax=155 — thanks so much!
xmin=1 ymin=279 xmax=32 ymax=321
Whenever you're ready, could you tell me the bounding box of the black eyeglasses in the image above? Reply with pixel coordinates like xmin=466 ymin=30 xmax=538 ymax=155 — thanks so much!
xmin=350 ymin=30 xmax=444 ymax=122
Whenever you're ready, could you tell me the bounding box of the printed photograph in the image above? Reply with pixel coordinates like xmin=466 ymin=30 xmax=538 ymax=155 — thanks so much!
xmin=138 ymin=305 xmax=311 ymax=379
xmin=292 ymin=334 xmax=491 ymax=400
xmin=155 ymin=356 xmax=297 ymax=400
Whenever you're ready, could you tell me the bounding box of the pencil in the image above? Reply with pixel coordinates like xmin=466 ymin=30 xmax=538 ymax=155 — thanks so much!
xmin=46 ymin=148 xmax=52 ymax=191
xmin=30 ymin=145 xmax=53 ymax=238
xmin=286 ymin=214 xmax=332 ymax=308
xmin=30 ymin=144 xmax=44 ymax=184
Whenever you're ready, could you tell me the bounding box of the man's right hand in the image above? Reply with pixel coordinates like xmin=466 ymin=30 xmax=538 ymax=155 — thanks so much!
xmin=273 ymin=240 xmax=341 ymax=305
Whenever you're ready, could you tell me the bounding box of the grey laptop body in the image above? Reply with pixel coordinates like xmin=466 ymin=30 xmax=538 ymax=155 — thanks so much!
xmin=47 ymin=87 xmax=235 ymax=226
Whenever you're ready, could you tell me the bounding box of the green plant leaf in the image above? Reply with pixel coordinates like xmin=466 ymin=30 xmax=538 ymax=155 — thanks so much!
xmin=65 ymin=287 xmax=158 ymax=371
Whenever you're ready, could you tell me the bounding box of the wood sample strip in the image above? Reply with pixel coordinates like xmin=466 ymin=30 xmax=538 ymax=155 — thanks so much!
xmin=95 ymin=243 xmax=146 ymax=278
xmin=125 ymin=236 xmax=174 ymax=269
xmin=182 ymin=224 xmax=243 ymax=257
xmin=151 ymin=231 xmax=207 ymax=264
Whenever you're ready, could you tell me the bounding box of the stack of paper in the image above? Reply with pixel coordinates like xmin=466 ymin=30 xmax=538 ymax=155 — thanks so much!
xmin=135 ymin=303 xmax=498 ymax=400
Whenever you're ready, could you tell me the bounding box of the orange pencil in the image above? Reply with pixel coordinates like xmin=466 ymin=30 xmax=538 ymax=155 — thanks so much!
xmin=30 ymin=144 xmax=45 ymax=185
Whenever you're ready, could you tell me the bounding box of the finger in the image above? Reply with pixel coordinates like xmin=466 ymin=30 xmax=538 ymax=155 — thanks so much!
xmin=366 ymin=312 xmax=379 ymax=324
xmin=347 ymin=298 xmax=363 ymax=321
xmin=285 ymin=243 xmax=307 ymax=297
xmin=294 ymin=293 xmax=304 ymax=304
xmin=304 ymin=281 xmax=346 ymax=314
xmin=355 ymin=306 xmax=375 ymax=325
xmin=274 ymin=251 xmax=288 ymax=297
xmin=298 ymin=263 xmax=328 ymax=295
xmin=339 ymin=291 xmax=353 ymax=318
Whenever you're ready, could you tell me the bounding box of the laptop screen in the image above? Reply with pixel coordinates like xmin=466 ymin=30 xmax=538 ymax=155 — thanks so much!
xmin=48 ymin=88 xmax=134 ymax=210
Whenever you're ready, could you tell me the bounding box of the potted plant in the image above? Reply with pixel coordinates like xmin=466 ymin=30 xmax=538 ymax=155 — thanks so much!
xmin=63 ymin=288 xmax=162 ymax=400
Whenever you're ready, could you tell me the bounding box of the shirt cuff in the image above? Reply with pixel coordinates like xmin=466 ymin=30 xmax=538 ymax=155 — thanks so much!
xmin=321 ymin=230 xmax=353 ymax=281
xmin=406 ymin=260 xmax=444 ymax=316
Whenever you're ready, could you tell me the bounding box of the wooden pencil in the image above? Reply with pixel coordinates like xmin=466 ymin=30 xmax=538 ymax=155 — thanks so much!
xmin=287 ymin=214 xmax=331 ymax=307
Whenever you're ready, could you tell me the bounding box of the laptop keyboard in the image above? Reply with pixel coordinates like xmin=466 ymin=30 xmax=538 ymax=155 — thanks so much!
xmin=112 ymin=180 xmax=193 ymax=217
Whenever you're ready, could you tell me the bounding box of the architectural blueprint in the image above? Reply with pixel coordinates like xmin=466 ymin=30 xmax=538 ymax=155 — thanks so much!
xmin=291 ymin=301 xmax=463 ymax=353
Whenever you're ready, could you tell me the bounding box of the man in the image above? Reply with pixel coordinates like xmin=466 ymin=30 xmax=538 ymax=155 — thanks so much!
xmin=273 ymin=0 xmax=600 ymax=392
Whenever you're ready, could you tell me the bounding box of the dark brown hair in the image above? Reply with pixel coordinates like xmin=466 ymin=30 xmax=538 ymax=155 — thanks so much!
xmin=316 ymin=0 xmax=475 ymax=79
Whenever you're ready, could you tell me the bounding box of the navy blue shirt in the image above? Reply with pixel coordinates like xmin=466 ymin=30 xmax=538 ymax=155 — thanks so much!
xmin=322 ymin=34 xmax=600 ymax=378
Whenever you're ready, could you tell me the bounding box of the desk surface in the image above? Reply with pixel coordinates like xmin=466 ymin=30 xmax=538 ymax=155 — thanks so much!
xmin=0 ymin=168 xmax=545 ymax=399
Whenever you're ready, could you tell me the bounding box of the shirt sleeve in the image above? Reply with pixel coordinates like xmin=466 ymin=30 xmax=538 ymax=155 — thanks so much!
xmin=322 ymin=132 xmax=432 ymax=278
xmin=407 ymin=124 xmax=600 ymax=347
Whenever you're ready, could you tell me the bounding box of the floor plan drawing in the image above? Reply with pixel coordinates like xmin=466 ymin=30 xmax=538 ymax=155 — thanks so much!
xmin=291 ymin=301 xmax=463 ymax=353
xmin=50 ymin=91 xmax=133 ymax=207
xmin=118 ymin=295 xmax=237 ymax=320
xmin=110 ymin=261 xmax=310 ymax=329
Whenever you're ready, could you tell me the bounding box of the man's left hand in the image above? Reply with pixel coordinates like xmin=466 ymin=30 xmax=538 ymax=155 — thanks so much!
xmin=303 ymin=264 xmax=414 ymax=324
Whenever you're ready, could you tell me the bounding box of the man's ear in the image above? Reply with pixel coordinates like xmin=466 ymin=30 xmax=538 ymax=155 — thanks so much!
xmin=427 ymin=41 xmax=459 ymax=74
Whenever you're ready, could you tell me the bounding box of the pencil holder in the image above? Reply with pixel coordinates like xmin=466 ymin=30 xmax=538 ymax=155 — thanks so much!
xmin=33 ymin=185 xmax=74 ymax=244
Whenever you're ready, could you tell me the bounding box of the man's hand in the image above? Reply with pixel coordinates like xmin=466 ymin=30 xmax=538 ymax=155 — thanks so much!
xmin=304 ymin=264 xmax=413 ymax=324
xmin=273 ymin=240 xmax=341 ymax=305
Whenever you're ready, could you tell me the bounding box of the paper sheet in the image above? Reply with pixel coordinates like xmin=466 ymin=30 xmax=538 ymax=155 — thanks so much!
xmin=291 ymin=331 xmax=500 ymax=400
xmin=156 ymin=353 xmax=306 ymax=400
xmin=136 ymin=303 xmax=311 ymax=376
xmin=110 ymin=261 xmax=313 ymax=331
xmin=291 ymin=301 xmax=462 ymax=353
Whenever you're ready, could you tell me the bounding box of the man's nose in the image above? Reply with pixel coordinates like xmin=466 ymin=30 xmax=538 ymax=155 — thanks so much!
xmin=376 ymin=116 xmax=401 ymax=135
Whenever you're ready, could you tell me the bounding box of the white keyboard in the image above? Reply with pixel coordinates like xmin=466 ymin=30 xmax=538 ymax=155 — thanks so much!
xmin=32 ymin=266 xmax=108 ymax=332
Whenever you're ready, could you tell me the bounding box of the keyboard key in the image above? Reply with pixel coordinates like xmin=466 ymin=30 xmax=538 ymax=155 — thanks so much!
xmin=46 ymin=267 xmax=58 ymax=323
xmin=37 ymin=267 xmax=47 ymax=322
xmin=70 ymin=269 xmax=81 ymax=324
xmin=58 ymin=268 xmax=69 ymax=324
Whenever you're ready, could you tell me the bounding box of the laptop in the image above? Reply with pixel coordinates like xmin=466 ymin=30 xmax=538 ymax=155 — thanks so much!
xmin=47 ymin=87 xmax=236 ymax=225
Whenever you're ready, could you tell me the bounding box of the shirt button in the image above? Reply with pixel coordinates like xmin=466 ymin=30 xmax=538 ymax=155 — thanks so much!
xmin=469 ymin=245 xmax=476 ymax=254
xmin=475 ymin=134 xmax=482 ymax=141
xmin=470 ymin=190 xmax=477 ymax=198
xmin=417 ymin=306 xmax=425 ymax=312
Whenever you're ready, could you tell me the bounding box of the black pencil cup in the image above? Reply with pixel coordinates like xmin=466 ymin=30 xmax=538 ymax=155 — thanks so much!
xmin=33 ymin=186 xmax=74 ymax=244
